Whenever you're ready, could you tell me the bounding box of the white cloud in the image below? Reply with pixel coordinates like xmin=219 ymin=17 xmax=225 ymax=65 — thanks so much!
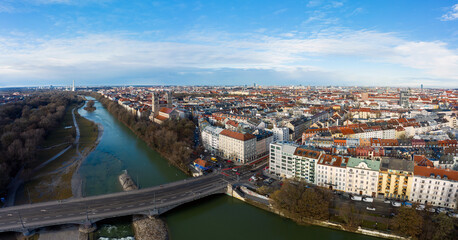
xmin=0 ymin=29 xmax=457 ymax=87
xmin=441 ymin=4 xmax=458 ymax=21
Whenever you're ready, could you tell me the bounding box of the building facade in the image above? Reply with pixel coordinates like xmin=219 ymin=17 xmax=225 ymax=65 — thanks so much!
xmin=201 ymin=126 xmax=224 ymax=155
xmin=269 ymin=142 xmax=298 ymax=178
xmin=219 ymin=129 xmax=256 ymax=164
xmin=346 ymin=158 xmax=380 ymax=197
xmin=377 ymin=158 xmax=414 ymax=200
xmin=410 ymin=166 xmax=458 ymax=208
xmin=316 ymin=154 xmax=349 ymax=191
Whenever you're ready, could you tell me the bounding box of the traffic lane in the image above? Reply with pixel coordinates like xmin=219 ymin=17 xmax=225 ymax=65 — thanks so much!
xmin=0 ymin=174 xmax=223 ymax=214
xmin=1 ymin=183 xmax=227 ymax=231
xmin=0 ymin=177 xmax=227 ymax=226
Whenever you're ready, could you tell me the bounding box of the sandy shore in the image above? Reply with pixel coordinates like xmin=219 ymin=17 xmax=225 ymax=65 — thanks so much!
xmin=71 ymin=123 xmax=104 ymax=198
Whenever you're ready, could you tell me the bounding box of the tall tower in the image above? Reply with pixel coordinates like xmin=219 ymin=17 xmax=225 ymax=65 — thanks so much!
xmin=72 ymin=80 xmax=75 ymax=92
xmin=152 ymin=92 xmax=159 ymax=116
xmin=166 ymin=91 xmax=172 ymax=108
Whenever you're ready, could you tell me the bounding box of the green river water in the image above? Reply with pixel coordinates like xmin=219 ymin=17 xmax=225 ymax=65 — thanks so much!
xmin=78 ymin=98 xmax=378 ymax=240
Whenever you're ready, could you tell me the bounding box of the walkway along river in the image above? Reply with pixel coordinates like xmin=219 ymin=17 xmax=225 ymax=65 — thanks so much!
xmin=78 ymin=98 xmax=378 ymax=240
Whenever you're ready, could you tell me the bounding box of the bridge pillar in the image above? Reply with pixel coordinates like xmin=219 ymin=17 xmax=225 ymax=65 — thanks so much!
xmin=79 ymin=222 xmax=97 ymax=234
xmin=21 ymin=229 xmax=36 ymax=238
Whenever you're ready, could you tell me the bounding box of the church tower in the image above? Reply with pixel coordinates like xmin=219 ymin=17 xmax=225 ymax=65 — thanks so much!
xmin=166 ymin=91 xmax=172 ymax=108
xmin=152 ymin=92 xmax=159 ymax=116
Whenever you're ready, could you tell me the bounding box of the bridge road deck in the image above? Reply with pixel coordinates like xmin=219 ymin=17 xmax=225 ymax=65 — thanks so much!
xmin=0 ymin=173 xmax=227 ymax=233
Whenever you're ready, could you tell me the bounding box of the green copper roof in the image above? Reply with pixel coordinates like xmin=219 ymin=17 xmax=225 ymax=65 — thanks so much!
xmin=347 ymin=157 xmax=381 ymax=171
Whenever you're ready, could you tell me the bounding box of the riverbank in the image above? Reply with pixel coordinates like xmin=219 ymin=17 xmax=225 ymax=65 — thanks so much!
xmin=14 ymin=102 xmax=100 ymax=205
xmin=228 ymin=187 xmax=405 ymax=240
xmin=91 ymin=93 xmax=193 ymax=175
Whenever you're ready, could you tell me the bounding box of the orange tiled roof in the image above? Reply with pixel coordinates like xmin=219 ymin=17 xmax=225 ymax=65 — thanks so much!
xmin=220 ymin=129 xmax=255 ymax=141
xmin=414 ymin=166 xmax=458 ymax=181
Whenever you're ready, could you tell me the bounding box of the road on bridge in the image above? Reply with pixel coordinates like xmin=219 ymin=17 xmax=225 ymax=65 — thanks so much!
xmin=0 ymin=173 xmax=227 ymax=233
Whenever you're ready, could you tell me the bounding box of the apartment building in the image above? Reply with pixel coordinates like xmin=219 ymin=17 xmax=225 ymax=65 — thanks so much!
xmin=292 ymin=147 xmax=322 ymax=184
xmin=201 ymin=126 xmax=224 ymax=155
xmin=346 ymin=158 xmax=380 ymax=197
xmin=316 ymin=154 xmax=349 ymax=191
xmin=377 ymin=158 xmax=414 ymax=200
xmin=269 ymin=142 xmax=297 ymax=178
xmin=410 ymin=166 xmax=458 ymax=208
xmin=219 ymin=129 xmax=256 ymax=164
xmin=272 ymin=126 xmax=289 ymax=142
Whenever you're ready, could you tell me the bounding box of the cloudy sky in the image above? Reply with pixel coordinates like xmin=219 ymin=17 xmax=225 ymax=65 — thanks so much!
xmin=0 ymin=0 xmax=457 ymax=88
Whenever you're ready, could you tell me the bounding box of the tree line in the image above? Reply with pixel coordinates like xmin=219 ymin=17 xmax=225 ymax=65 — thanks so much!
xmin=0 ymin=92 xmax=82 ymax=193
xmin=84 ymin=100 xmax=96 ymax=112
xmin=93 ymin=94 xmax=195 ymax=173
xmin=270 ymin=181 xmax=457 ymax=239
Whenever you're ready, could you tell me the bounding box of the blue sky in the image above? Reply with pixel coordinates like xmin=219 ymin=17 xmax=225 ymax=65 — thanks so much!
xmin=0 ymin=0 xmax=457 ymax=88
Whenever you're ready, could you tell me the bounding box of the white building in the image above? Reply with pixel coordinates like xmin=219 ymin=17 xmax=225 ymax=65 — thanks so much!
xmin=272 ymin=126 xmax=290 ymax=142
xmin=346 ymin=158 xmax=380 ymax=197
xmin=219 ymin=129 xmax=256 ymax=164
xmin=410 ymin=166 xmax=458 ymax=209
xmin=269 ymin=142 xmax=298 ymax=178
xmin=201 ymin=126 xmax=224 ymax=155
xmin=316 ymin=154 xmax=349 ymax=191
xmin=269 ymin=143 xmax=322 ymax=184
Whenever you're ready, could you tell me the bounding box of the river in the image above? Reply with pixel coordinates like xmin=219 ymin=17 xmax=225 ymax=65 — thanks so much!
xmin=78 ymin=98 xmax=378 ymax=240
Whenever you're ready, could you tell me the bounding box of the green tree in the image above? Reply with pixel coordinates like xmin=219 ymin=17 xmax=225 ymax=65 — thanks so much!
xmin=391 ymin=207 xmax=423 ymax=239
xmin=430 ymin=213 xmax=455 ymax=240
xmin=339 ymin=203 xmax=362 ymax=231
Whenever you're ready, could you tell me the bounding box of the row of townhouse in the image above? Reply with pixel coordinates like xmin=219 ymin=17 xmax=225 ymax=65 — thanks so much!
xmin=269 ymin=142 xmax=458 ymax=208
xmin=306 ymin=137 xmax=457 ymax=149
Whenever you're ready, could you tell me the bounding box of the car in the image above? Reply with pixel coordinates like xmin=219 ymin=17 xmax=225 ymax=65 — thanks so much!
xmin=231 ymin=168 xmax=238 ymax=172
xmin=366 ymin=207 xmax=376 ymax=211
xmin=447 ymin=212 xmax=458 ymax=218
xmin=363 ymin=197 xmax=374 ymax=203
xmin=436 ymin=208 xmax=447 ymax=213
xmin=416 ymin=204 xmax=425 ymax=211
xmin=391 ymin=201 xmax=402 ymax=207
xmin=383 ymin=199 xmax=391 ymax=204
xmin=403 ymin=202 xmax=413 ymax=208
xmin=351 ymin=195 xmax=362 ymax=201
xmin=427 ymin=207 xmax=436 ymax=213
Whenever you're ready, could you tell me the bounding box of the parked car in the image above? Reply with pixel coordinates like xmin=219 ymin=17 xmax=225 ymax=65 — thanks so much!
xmin=392 ymin=201 xmax=402 ymax=207
xmin=447 ymin=212 xmax=458 ymax=218
xmin=363 ymin=197 xmax=374 ymax=203
xmin=231 ymin=168 xmax=238 ymax=172
xmin=427 ymin=207 xmax=436 ymax=213
xmin=436 ymin=208 xmax=447 ymax=213
xmin=403 ymin=202 xmax=413 ymax=208
xmin=416 ymin=204 xmax=425 ymax=211
xmin=351 ymin=195 xmax=362 ymax=201
xmin=366 ymin=207 xmax=376 ymax=211
xmin=383 ymin=199 xmax=391 ymax=204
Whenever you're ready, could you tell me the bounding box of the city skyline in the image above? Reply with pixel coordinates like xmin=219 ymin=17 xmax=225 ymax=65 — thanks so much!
xmin=1 ymin=1 xmax=458 ymax=88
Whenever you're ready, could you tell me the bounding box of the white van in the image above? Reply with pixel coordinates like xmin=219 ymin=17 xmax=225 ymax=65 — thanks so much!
xmin=351 ymin=195 xmax=362 ymax=201
xmin=363 ymin=197 xmax=374 ymax=203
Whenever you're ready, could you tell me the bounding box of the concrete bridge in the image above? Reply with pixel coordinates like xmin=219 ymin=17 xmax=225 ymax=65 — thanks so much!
xmin=0 ymin=173 xmax=228 ymax=234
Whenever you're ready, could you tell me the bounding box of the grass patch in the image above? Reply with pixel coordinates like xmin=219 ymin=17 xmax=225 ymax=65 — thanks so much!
xmin=76 ymin=111 xmax=99 ymax=152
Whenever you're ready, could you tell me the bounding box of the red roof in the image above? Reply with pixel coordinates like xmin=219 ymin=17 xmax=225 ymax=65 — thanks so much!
xmin=159 ymin=107 xmax=174 ymax=114
xmin=414 ymin=166 xmax=458 ymax=181
xmin=155 ymin=115 xmax=168 ymax=121
xmin=220 ymin=129 xmax=255 ymax=141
